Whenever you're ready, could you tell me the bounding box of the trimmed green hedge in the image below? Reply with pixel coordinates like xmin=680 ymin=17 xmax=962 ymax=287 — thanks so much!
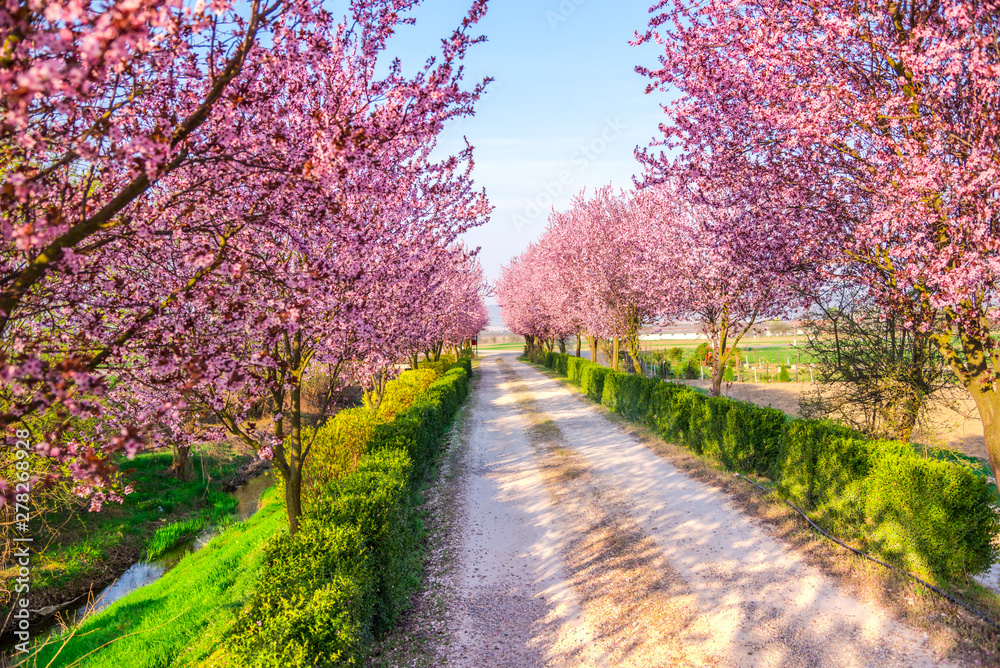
xmin=540 ymin=352 xmax=998 ymax=581
xmin=228 ymin=360 xmax=473 ymax=666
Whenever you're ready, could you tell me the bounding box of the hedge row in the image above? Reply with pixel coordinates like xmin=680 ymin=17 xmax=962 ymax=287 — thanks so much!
xmin=228 ymin=361 xmax=473 ymax=666
xmin=541 ymin=351 xmax=998 ymax=581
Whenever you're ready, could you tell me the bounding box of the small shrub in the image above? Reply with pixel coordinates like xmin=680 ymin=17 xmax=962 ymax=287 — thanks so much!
xmin=776 ymin=419 xmax=870 ymax=509
xmin=581 ymin=365 xmax=610 ymax=402
xmin=696 ymin=396 xmax=733 ymax=458
xmin=566 ymin=356 xmax=587 ymax=385
xmin=778 ymin=365 xmax=791 ymax=382
xmin=555 ymin=353 xmax=569 ymax=376
xmin=228 ymin=522 xmax=372 ymax=666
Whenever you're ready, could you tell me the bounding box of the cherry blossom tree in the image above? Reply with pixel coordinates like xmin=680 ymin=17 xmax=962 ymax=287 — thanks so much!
xmin=101 ymin=144 xmax=490 ymax=533
xmin=547 ymin=187 xmax=670 ymax=374
xmin=497 ymin=187 xmax=674 ymax=373
xmin=643 ymin=186 xmax=798 ymax=396
xmin=635 ymin=0 xmax=1000 ymax=479
xmin=497 ymin=243 xmax=567 ymax=358
xmin=428 ymin=251 xmax=491 ymax=360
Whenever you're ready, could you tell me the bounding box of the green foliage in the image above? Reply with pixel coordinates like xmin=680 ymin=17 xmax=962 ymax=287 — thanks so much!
xmin=228 ymin=359 xmax=472 ymax=667
xmin=555 ymin=353 xmax=569 ymax=376
xmin=615 ymin=374 xmax=657 ymax=422
xmin=777 ymin=419 xmax=872 ymax=510
xmin=778 ymin=365 xmax=791 ymax=382
xmin=145 ymin=518 xmax=206 ymax=561
xmin=865 ymin=454 xmax=999 ymax=579
xmin=567 ymin=356 xmax=587 ymax=385
xmin=525 ymin=345 xmax=548 ymax=364
xmin=723 ymin=366 xmax=735 ymax=382
xmin=721 ymin=403 xmax=785 ymax=476
xmin=229 ymin=455 xmax=417 ymax=665
xmin=230 ymin=519 xmax=372 ymax=666
xmin=543 ymin=356 xmax=998 ymax=584
xmin=581 ymin=364 xmax=610 ymax=402
xmin=303 ymin=368 xmax=440 ymax=496
xmin=647 ymin=381 xmax=686 ymax=434
xmin=692 ymin=395 xmax=732 ymax=458
xmin=600 ymin=371 xmax=623 ymax=413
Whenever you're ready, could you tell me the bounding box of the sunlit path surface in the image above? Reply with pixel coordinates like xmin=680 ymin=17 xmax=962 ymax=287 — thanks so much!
xmin=436 ymin=351 xmax=955 ymax=667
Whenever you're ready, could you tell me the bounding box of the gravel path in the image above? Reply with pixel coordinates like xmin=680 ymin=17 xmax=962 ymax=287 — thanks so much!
xmin=416 ymin=353 xmax=960 ymax=667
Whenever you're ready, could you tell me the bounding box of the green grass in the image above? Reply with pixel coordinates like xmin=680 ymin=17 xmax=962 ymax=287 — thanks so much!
xmin=477 ymin=342 xmax=523 ymax=351
xmin=23 ymin=487 xmax=286 ymax=668
xmin=1 ymin=450 xmax=244 ymax=594
xmin=144 ymin=518 xmax=207 ymax=561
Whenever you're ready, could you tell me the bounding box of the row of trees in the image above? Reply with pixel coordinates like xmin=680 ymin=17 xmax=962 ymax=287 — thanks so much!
xmin=0 ymin=0 xmax=491 ymax=534
xmin=496 ymin=185 xmax=793 ymax=397
xmin=501 ymin=0 xmax=1000 ymax=491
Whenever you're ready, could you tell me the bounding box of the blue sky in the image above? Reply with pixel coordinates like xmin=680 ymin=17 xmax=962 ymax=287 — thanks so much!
xmin=386 ymin=0 xmax=668 ymax=297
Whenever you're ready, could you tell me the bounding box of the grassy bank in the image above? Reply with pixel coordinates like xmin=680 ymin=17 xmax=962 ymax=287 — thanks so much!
xmin=24 ymin=487 xmax=285 ymax=668
xmin=1 ymin=449 xmax=246 ymax=612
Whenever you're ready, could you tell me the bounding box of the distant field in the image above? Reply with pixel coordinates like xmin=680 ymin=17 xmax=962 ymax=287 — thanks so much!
xmin=641 ymin=340 xmax=820 ymax=366
xmin=478 ymin=342 xmax=523 ymax=351
xmin=478 ymin=338 xmax=821 ymax=366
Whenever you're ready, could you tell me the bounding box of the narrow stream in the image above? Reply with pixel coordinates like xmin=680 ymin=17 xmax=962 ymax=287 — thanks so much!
xmin=71 ymin=470 xmax=276 ymax=620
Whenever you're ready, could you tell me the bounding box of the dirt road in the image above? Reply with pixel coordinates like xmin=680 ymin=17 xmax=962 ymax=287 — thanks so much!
xmin=381 ymin=352 xmax=962 ymax=667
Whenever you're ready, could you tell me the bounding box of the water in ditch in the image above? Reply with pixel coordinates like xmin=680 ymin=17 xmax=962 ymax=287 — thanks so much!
xmin=71 ymin=469 xmax=276 ymax=620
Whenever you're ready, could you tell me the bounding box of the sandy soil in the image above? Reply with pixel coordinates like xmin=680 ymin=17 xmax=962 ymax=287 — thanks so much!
xmin=396 ymin=352 xmax=961 ymax=667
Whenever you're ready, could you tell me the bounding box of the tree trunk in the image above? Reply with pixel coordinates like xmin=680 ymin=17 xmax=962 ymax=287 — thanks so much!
xmin=627 ymin=339 xmax=645 ymax=378
xmin=710 ymin=364 xmax=725 ymax=397
xmin=933 ymin=318 xmax=1000 ymax=486
xmin=411 ymin=353 xmax=419 ymax=370
xmin=167 ymin=445 xmax=194 ymax=481
xmin=589 ymin=336 xmax=598 ymax=364
xmin=284 ymin=469 xmax=302 ymax=536
xmin=557 ymin=337 xmax=567 ymax=354
xmin=575 ymin=334 xmax=582 ymax=357
xmin=612 ymin=338 xmax=620 ymax=372
xmin=970 ymin=385 xmax=1000 ymax=487
xmin=285 ymin=333 xmax=305 ymax=536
